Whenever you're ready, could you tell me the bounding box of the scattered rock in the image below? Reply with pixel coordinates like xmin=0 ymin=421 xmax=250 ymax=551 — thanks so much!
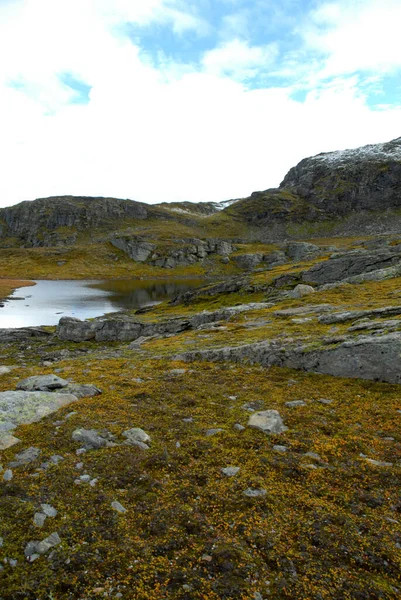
xmin=111 ymin=501 xmax=127 ymax=514
xmin=285 ymin=400 xmax=306 ymax=408
xmin=273 ymin=445 xmax=288 ymax=453
xmin=16 ymin=374 xmax=69 ymax=391
xmin=248 ymin=410 xmax=288 ymax=435
xmin=33 ymin=513 xmax=47 ymax=528
xmin=233 ymin=423 xmax=245 ymax=432
xmin=41 ymin=504 xmax=58 ymax=517
xmin=365 ymin=458 xmax=393 ymax=467
xmin=72 ymin=429 xmax=109 ymax=450
xmin=122 ymin=428 xmax=151 ymax=449
xmin=205 ymin=428 xmax=224 ymax=436
xmin=25 ymin=532 xmax=61 ymax=557
xmin=221 ymin=466 xmax=240 ymax=477
xmin=9 ymin=447 xmax=41 ymax=468
xmin=3 ymin=469 xmax=13 ymax=481
xmin=59 ymin=384 xmax=102 ymax=399
xmin=288 ymin=284 xmax=315 ymax=299
xmin=242 ymin=488 xmax=267 ymax=498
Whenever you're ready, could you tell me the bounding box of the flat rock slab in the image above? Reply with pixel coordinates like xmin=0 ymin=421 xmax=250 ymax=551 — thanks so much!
xmin=0 ymin=391 xmax=78 ymax=448
xmin=16 ymin=375 xmax=69 ymax=392
xmin=248 ymin=410 xmax=288 ymax=435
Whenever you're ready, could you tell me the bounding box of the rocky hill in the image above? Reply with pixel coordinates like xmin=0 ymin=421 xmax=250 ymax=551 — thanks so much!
xmin=280 ymin=137 xmax=401 ymax=216
xmin=1 ymin=137 xmax=401 ymax=251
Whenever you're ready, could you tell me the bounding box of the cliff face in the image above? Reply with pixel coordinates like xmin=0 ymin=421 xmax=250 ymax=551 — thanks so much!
xmin=279 ymin=137 xmax=401 ymax=216
xmin=0 ymin=196 xmax=150 ymax=246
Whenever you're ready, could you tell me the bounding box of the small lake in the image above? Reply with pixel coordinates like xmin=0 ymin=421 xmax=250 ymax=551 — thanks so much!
xmin=0 ymin=279 xmax=203 ymax=328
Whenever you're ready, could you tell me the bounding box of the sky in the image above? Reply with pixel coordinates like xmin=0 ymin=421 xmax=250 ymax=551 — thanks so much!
xmin=0 ymin=0 xmax=400 ymax=208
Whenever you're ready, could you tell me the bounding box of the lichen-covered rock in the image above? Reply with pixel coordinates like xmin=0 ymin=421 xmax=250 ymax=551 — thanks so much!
xmin=71 ymin=429 xmax=110 ymax=450
xmin=288 ymin=284 xmax=315 ymax=299
xmin=248 ymin=410 xmax=288 ymax=435
xmin=0 ymin=391 xmax=78 ymax=448
xmin=285 ymin=242 xmax=321 ymax=261
xmin=16 ymin=374 xmax=69 ymax=392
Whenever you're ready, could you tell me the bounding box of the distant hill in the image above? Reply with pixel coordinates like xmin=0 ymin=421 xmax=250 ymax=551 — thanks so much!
xmin=1 ymin=137 xmax=401 ymax=248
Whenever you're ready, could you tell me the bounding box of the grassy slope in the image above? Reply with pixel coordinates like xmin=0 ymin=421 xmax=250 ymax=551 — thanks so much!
xmin=1 ymin=250 xmax=401 ymax=599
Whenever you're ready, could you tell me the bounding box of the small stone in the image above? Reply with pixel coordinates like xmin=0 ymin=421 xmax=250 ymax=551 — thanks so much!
xmin=317 ymin=398 xmax=333 ymax=405
xmin=75 ymin=462 xmax=84 ymax=470
xmin=273 ymin=445 xmax=288 ymax=453
xmin=221 ymin=466 xmax=240 ymax=477
xmin=50 ymin=455 xmax=64 ymax=464
xmin=72 ymin=429 xmax=108 ymax=450
xmin=248 ymin=410 xmax=288 ymax=435
xmin=111 ymin=501 xmax=127 ymax=514
xmin=304 ymin=464 xmax=318 ymax=470
xmin=176 ymin=441 xmax=181 ymax=448
xmin=80 ymin=474 xmax=91 ymax=482
xmin=169 ymin=369 xmax=187 ymax=376
xmin=365 ymin=458 xmax=393 ymax=467
xmin=201 ymin=554 xmax=213 ymax=562
xmin=34 ymin=513 xmax=47 ymax=527
xmin=205 ymin=428 xmax=223 ymax=436
xmin=3 ymin=469 xmax=13 ymax=481
xmin=76 ymin=448 xmax=87 ymax=455
xmin=41 ymin=504 xmax=58 ymax=517
xmin=304 ymin=452 xmax=322 ymax=461
xmin=183 ymin=417 xmax=193 ymax=423
xmin=285 ymin=400 xmax=306 ymax=408
xmin=9 ymin=559 xmax=18 ymax=567
xmin=234 ymin=423 xmax=245 ymax=431
xmin=26 ymin=552 xmax=40 ymax=562
xmin=228 ymin=396 xmax=237 ymax=401
xmin=122 ymin=428 xmax=151 ymax=448
xmin=9 ymin=447 xmax=41 ymax=468
xmin=243 ymin=488 xmax=267 ymax=498
xmin=89 ymin=478 xmax=98 ymax=487
xmin=36 ymin=532 xmax=61 ymax=554
xmin=0 ymin=537 xmax=4 ymax=547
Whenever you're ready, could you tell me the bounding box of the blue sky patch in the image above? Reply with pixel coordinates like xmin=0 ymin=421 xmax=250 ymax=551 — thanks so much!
xmin=59 ymin=73 xmax=92 ymax=105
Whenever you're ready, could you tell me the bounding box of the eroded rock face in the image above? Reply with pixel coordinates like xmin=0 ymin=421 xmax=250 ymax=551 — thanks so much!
xmin=0 ymin=196 xmax=149 ymax=247
xmin=280 ymin=137 xmax=401 ymax=217
xmin=110 ymin=236 xmax=155 ymax=262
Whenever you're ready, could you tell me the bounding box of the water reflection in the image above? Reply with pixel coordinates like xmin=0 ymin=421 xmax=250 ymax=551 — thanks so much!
xmin=0 ymin=279 xmax=203 ymax=328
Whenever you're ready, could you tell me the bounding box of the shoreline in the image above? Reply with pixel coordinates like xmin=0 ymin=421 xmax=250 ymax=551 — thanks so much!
xmin=0 ymin=279 xmax=36 ymax=305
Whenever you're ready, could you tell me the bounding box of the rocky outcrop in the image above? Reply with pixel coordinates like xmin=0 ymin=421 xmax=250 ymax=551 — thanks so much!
xmin=280 ymin=137 xmax=401 ymax=217
xmin=56 ymin=303 xmax=273 ymax=342
xmin=302 ymin=249 xmax=401 ymax=285
xmin=0 ymin=196 xmax=151 ymax=247
xmin=110 ymin=236 xmax=155 ymax=262
xmin=174 ymin=331 xmax=401 ymax=385
xmin=0 ymin=327 xmax=52 ymax=343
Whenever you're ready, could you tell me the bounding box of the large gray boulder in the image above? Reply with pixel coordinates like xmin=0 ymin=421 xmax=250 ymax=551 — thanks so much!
xmin=0 ymin=391 xmax=78 ymax=448
xmin=233 ymin=254 xmax=264 ymax=270
xmin=285 ymin=242 xmax=321 ymax=261
xmin=16 ymin=374 xmax=69 ymax=391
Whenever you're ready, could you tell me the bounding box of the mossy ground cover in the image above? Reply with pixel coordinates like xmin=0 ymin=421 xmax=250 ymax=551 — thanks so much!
xmin=2 ymin=236 xmax=401 ymax=598
xmin=0 ymin=354 xmax=400 ymax=600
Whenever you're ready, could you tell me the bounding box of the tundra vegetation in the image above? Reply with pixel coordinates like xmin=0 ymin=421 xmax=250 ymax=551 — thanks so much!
xmin=1 ymin=138 xmax=401 ymax=599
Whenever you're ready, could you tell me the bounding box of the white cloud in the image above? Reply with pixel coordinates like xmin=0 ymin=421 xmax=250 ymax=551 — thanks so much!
xmin=303 ymin=0 xmax=401 ymax=76
xmin=0 ymin=0 xmax=400 ymax=209
xmin=202 ymin=39 xmax=278 ymax=80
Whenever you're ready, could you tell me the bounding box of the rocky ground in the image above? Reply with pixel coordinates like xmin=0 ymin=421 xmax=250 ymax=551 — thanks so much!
xmin=1 ymin=236 xmax=401 ymax=599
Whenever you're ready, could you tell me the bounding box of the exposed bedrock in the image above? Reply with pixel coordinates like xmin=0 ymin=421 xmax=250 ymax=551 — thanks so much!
xmin=174 ymin=332 xmax=401 ymax=385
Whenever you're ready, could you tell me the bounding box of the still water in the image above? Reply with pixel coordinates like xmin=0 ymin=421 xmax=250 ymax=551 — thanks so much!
xmin=0 ymin=279 xmax=203 ymax=328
